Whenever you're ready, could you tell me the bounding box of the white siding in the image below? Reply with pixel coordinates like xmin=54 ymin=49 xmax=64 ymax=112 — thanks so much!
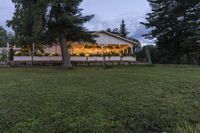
xmin=95 ymin=33 xmax=132 ymax=47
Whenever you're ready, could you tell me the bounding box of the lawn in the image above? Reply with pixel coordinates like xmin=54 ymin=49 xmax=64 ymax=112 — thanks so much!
xmin=0 ymin=65 xmax=200 ymax=133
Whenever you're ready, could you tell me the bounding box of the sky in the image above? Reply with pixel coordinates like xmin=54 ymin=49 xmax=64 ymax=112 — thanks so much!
xmin=0 ymin=0 xmax=152 ymax=45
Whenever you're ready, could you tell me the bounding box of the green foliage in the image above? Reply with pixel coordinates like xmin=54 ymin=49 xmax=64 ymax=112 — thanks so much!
xmin=7 ymin=0 xmax=46 ymax=45
xmin=106 ymin=28 xmax=112 ymax=32
xmin=14 ymin=52 xmax=23 ymax=56
xmin=44 ymin=0 xmax=95 ymax=43
xmin=142 ymin=0 xmax=200 ymax=64
xmin=129 ymin=36 xmax=141 ymax=49
xmin=135 ymin=45 xmax=160 ymax=63
xmin=79 ymin=53 xmax=85 ymax=56
xmin=0 ymin=66 xmax=200 ymax=132
xmin=52 ymin=53 xmax=59 ymax=56
xmin=119 ymin=19 xmax=129 ymax=38
xmin=0 ymin=49 xmax=8 ymax=61
xmin=8 ymin=0 xmax=95 ymax=67
xmin=0 ymin=26 xmax=8 ymax=47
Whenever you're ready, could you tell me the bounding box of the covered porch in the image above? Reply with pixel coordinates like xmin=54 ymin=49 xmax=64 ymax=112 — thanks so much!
xmin=70 ymin=43 xmax=133 ymax=56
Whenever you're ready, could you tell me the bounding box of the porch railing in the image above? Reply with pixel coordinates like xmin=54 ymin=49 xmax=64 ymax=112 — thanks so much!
xmin=13 ymin=56 xmax=136 ymax=62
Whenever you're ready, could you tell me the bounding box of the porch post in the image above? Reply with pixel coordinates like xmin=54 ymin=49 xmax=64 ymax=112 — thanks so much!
xmin=6 ymin=43 xmax=9 ymax=61
xmin=31 ymin=43 xmax=35 ymax=66
xmin=131 ymin=46 xmax=134 ymax=55
xmin=102 ymin=44 xmax=106 ymax=66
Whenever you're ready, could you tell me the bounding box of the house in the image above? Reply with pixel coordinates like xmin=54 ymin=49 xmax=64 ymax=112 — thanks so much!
xmin=13 ymin=31 xmax=138 ymax=63
xmin=44 ymin=31 xmax=137 ymax=56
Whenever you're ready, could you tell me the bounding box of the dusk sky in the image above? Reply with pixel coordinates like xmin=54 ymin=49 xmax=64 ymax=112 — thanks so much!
xmin=0 ymin=0 xmax=152 ymax=45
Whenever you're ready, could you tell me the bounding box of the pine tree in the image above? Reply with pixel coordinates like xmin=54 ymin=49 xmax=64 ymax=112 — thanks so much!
xmin=0 ymin=26 xmax=8 ymax=47
xmin=46 ymin=0 xmax=95 ymax=68
xmin=7 ymin=0 xmax=46 ymax=49
xmin=142 ymin=0 xmax=200 ymax=64
xmin=106 ymin=28 xmax=112 ymax=32
xmin=177 ymin=0 xmax=200 ymax=63
xmin=8 ymin=0 xmax=95 ymax=68
xmin=119 ymin=19 xmax=129 ymax=37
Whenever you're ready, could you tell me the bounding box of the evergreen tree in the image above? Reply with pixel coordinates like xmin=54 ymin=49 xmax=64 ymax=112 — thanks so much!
xmin=128 ymin=37 xmax=141 ymax=49
xmin=119 ymin=19 xmax=129 ymax=37
xmin=142 ymin=0 xmax=200 ymax=64
xmin=106 ymin=28 xmax=112 ymax=32
xmin=0 ymin=26 xmax=8 ymax=47
xmin=7 ymin=0 xmax=47 ymax=54
xmin=8 ymin=0 xmax=95 ymax=68
xmin=177 ymin=0 xmax=200 ymax=63
xmin=112 ymin=28 xmax=119 ymax=33
xmin=44 ymin=0 xmax=94 ymax=68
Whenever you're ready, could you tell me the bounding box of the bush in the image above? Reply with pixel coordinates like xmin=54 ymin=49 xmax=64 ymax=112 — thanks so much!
xmin=79 ymin=53 xmax=85 ymax=56
xmin=44 ymin=53 xmax=50 ymax=56
xmin=15 ymin=52 xmax=30 ymax=56
xmin=34 ymin=53 xmax=44 ymax=56
xmin=52 ymin=53 xmax=60 ymax=56
xmin=0 ymin=49 xmax=8 ymax=61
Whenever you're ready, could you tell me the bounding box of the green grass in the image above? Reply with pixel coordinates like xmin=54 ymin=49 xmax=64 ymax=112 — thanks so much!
xmin=0 ymin=65 xmax=200 ymax=133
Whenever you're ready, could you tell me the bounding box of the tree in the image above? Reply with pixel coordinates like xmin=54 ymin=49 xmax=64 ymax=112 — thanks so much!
xmin=177 ymin=0 xmax=200 ymax=64
xmin=8 ymin=0 xmax=95 ymax=68
xmin=0 ymin=26 xmax=8 ymax=47
xmin=8 ymin=0 xmax=47 ymax=60
xmin=129 ymin=37 xmax=141 ymax=47
xmin=142 ymin=0 xmax=200 ymax=64
xmin=112 ymin=28 xmax=119 ymax=33
xmin=119 ymin=19 xmax=129 ymax=37
xmin=8 ymin=0 xmax=48 ymax=65
xmin=44 ymin=0 xmax=95 ymax=68
xmin=128 ymin=37 xmax=141 ymax=54
xmin=8 ymin=0 xmax=43 ymax=43
xmin=135 ymin=45 xmax=161 ymax=64
xmin=106 ymin=28 xmax=112 ymax=32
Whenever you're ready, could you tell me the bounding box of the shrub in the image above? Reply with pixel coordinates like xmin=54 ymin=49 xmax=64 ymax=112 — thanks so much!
xmin=79 ymin=53 xmax=85 ymax=56
xmin=52 ymin=53 xmax=59 ymax=56
xmin=0 ymin=49 xmax=8 ymax=61
xmin=34 ymin=53 xmax=44 ymax=56
xmin=44 ymin=53 xmax=50 ymax=56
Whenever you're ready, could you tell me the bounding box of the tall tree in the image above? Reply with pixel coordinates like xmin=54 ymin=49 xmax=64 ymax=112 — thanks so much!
xmin=0 ymin=26 xmax=8 ymax=47
xmin=106 ymin=28 xmax=112 ymax=32
xmin=7 ymin=0 xmax=46 ymax=53
xmin=44 ymin=0 xmax=94 ymax=68
xmin=142 ymin=0 xmax=200 ymax=64
xmin=119 ymin=19 xmax=129 ymax=37
xmin=177 ymin=0 xmax=200 ymax=63
xmin=8 ymin=0 xmax=95 ymax=68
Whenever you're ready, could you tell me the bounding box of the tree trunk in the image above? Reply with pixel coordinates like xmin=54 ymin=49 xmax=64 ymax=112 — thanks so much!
xmin=186 ymin=52 xmax=190 ymax=64
xmin=192 ymin=57 xmax=198 ymax=65
xmin=176 ymin=55 xmax=181 ymax=64
xmin=59 ymin=34 xmax=72 ymax=68
xmin=31 ymin=43 xmax=35 ymax=66
xmin=144 ymin=46 xmax=152 ymax=64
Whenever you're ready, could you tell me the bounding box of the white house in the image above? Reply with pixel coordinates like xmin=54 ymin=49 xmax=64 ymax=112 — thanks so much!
xmin=14 ymin=31 xmax=138 ymax=62
xmin=44 ymin=31 xmax=137 ymax=56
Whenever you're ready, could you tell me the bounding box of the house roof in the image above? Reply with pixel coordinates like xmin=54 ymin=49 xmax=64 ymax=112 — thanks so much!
xmin=92 ymin=31 xmax=137 ymax=45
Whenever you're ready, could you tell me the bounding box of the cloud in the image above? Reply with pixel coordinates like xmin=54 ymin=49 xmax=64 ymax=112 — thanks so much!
xmin=0 ymin=0 xmax=154 ymax=45
xmin=0 ymin=0 xmax=14 ymax=32
xmin=85 ymin=13 xmax=155 ymax=45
